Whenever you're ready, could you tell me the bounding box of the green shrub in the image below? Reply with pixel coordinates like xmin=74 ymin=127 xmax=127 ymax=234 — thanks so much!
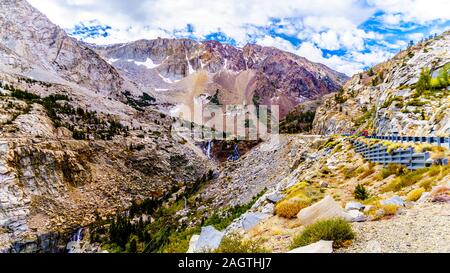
xmin=214 ymin=233 xmax=269 ymax=253
xmin=354 ymin=106 xmax=375 ymax=126
xmin=380 ymin=163 xmax=407 ymax=179
xmin=334 ymin=90 xmax=347 ymax=104
xmin=438 ymin=64 xmax=450 ymax=86
xmin=381 ymin=168 xmax=428 ymax=192
xmin=406 ymin=98 xmax=427 ymax=107
xmin=415 ymin=67 xmax=431 ymax=95
xmin=290 ymin=218 xmax=355 ymax=249
xmin=354 ymin=184 xmax=370 ymax=200
xmin=10 ymin=88 xmax=40 ymax=101
xmin=204 ymin=189 xmax=267 ymax=230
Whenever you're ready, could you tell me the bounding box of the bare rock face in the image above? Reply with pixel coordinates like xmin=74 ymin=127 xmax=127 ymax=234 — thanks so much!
xmin=193 ymin=226 xmax=224 ymax=253
xmin=313 ymin=31 xmax=450 ymax=137
xmin=95 ymin=39 xmax=348 ymax=118
xmin=0 ymin=0 xmax=128 ymax=97
xmin=297 ymin=195 xmax=352 ymax=226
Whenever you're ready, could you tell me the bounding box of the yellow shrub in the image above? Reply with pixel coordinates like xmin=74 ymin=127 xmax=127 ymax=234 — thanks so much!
xmin=406 ymin=187 xmax=425 ymax=201
xmin=419 ymin=178 xmax=435 ymax=191
xmin=275 ymin=197 xmax=311 ymax=219
xmin=359 ymin=167 xmax=375 ymax=180
xmin=382 ymin=204 xmax=399 ymax=215
xmin=285 ymin=181 xmax=309 ymax=198
xmin=415 ymin=144 xmax=446 ymax=153
xmin=427 ymin=165 xmax=441 ymax=177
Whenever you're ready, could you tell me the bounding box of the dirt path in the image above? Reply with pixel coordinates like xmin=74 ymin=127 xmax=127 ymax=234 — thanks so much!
xmin=337 ymin=203 xmax=450 ymax=253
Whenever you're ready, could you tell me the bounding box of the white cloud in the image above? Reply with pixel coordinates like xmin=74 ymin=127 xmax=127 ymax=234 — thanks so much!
xmin=382 ymin=13 xmax=402 ymax=25
xmin=407 ymin=32 xmax=425 ymax=42
xmin=312 ymin=31 xmax=340 ymax=50
xmin=368 ymin=0 xmax=450 ymax=23
xmin=25 ymin=0 xmax=450 ymax=76
xmin=27 ymin=0 xmax=373 ymax=46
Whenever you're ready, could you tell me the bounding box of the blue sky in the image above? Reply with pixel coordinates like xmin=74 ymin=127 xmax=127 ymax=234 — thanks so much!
xmin=28 ymin=0 xmax=450 ymax=76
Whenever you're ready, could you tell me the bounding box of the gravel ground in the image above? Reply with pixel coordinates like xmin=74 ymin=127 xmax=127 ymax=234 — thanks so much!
xmin=337 ymin=202 xmax=450 ymax=253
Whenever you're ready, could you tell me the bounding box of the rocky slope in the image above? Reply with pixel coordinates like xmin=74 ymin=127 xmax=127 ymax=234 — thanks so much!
xmin=209 ymin=136 xmax=450 ymax=253
xmin=0 ymin=0 xmax=215 ymax=252
xmin=313 ymin=31 xmax=450 ymax=137
xmin=0 ymin=84 xmax=213 ymax=252
xmin=0 ymin=0 xmax=140 ymax=98
xmin=94 ymin=39 xmax=348 ymax=118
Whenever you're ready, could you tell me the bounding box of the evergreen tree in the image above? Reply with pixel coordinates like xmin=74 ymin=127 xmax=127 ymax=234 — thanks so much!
xmin=416 ymin=67 xmax=431 ymax=94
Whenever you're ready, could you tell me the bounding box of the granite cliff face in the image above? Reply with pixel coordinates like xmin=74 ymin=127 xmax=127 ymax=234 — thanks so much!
xmin=0 ymin=0 xmax=137 ymax=97
xmin=95 ymin=39 xmax=348 ymax=118
xmin=0 ymin=0 xmax=214 ymax=252
xmin=313 ymin=31 xmax=450 ymax=137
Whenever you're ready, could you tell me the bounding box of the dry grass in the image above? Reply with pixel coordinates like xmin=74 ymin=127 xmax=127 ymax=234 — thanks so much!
xmin=419 ymin=165 xmax=450 ymax=190
xmin=214 ymin=233 xmax=270 ymax=253
xmin=364 ymin=201 xmax=399 ymax=220
xmin=406 ymin=187 xmax=426 ymax=201
xmin=382 ymin=204 xmax=400 ymax=215
xmin=381 ymin=167 xmax=428 ymax=192
xmin=275 ymin=197 xmax=311 ymax=219
xmin=358 ymin=163 xmax=376 ymax=180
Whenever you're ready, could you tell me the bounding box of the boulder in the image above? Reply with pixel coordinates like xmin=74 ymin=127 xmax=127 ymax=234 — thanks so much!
xmin=288 ymin=240 xmax=333 ymax=253
xmin=297 ymin=195 xmax=352 ymax=225
xmin=363 ymin=205 xmax=373 ymax=212
xmin=347 ymin=210 xmax=366 ymax=222
xmin=416 ymin=192 xmax=430 ymax=203
xmin=432 ymin=194 xmax=450 ymax=203
xmin=266 ymin=193 xmax=284 ymax=203
xmin=194 ymin=226 xmax=224 ymax=253
xmin=345 ymin=201 xmax=365 ymax=211
xmin=261 ymin=203 xmax=274 ymax=215
xmin=320 ymin=182 xmax=329 ymax=188
xmin=380 ymin=196 xmax=404 ymax=206
xmin=186 ymin=235 xmax=199 ymax=253
xmin=241 ymin=212 xmax=269 ymax=230
xmin=430 ymin=185 xmax=450 ymax=196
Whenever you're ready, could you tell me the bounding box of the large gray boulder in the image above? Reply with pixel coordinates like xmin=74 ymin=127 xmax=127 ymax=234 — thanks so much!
xmin=241 ymin=212 xmax=269 ymax=231
xmin=266 ymin=193 xmax=284 ymax=203
xmin=194 ymin=226 xmax=224 ymax=253
xmin=297 ymin=195 xmax=352 ymax=225
xmin=186 ymin=234 xmax=199 ymax=253
xmin=347 ymin=209 xmax=366 ymax=222
xmin=380 ymin=196 xmax=404 ymax=206
xmin=417 ymin=192 xmax=430 ymax=203
xmin=261 ymin=203 xmax=275 ymax=215
xmin=345 ymin=201 xmax=365 ymax=211
xmin=288 ymin=240 xmax=333 ymax=253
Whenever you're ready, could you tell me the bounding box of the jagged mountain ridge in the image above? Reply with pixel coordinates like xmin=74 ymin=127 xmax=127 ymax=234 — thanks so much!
xmin=94 ymin=39 xmax=349 ymax=118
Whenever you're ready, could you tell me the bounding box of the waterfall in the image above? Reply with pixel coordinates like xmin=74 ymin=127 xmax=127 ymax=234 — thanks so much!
xmin=204 ymin=140 xmax=213 ymax=159
xmin=66 ymin=227 xmax=84 ymax=253
xmin=227 ymin=144 xmax=240 ymax=161
xmin=72 ymin=228 xmax=83 ymax=243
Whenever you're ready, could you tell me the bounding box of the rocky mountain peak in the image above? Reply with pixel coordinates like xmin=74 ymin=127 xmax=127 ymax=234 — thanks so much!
xmin=0 ymin=0 xmax=128 ymax=97
xmin=95 ymin=37 xmax=348 ymax=118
